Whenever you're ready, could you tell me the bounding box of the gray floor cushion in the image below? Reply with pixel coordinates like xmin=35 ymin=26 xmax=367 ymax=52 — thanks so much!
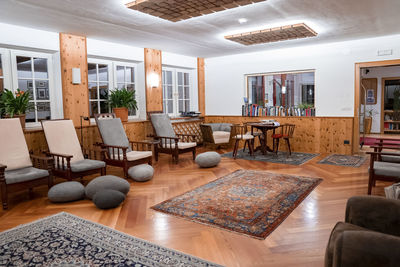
xmin=85 ymin=175 xmax=130 ymax=199
xmin=93 ymin=189 xmax=126 ymax=209
xmin=48 ymin=181 xmax=85 ymax=203
xmin=5 ymin=167 xmax=49 ymax=185
xmin=128 ymin=164 xmax=154 ymax=182
xmin=70 ymin=159 xmax=105 ymax=173
xmin=195 ymin=152 xmax=221 ymax=168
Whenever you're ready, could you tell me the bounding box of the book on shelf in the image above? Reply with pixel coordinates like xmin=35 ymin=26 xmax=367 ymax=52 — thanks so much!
xmin=241 ymin=104 xmax=316 ymax=117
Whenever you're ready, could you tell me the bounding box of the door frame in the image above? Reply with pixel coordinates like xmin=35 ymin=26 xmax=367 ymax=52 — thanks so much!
xmin=353 ymin=59 xmax=400 ymax=154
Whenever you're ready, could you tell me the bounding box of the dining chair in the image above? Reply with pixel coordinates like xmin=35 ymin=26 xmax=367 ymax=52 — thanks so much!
xmin=231 ymin=124 xmax=254 ymax=159
xmin=271 ymin=124 xmax=295 ymax=157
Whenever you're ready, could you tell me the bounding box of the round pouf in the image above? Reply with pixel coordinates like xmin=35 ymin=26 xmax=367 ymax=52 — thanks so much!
xmin=128 ymin=164 xmax=154 ymax=182
xmin=195 ymin=152 xmax=221 ymax=168
xmin=48 ymin=181 xmax=85 ymax=203
xmin=93 ymin=189 xmax=126 ymax=209
xmin=85 ymin=175 xmax=130 ymax=200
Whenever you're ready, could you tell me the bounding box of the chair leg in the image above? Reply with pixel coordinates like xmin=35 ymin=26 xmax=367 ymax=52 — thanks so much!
xmin=286 ymin=138 xmax=291 ymax=157
xmin=249 ymin=139 xmax=254 ymax=156
xmin=1 ymin=182 xmax=8 ymax=210
xmin=192 ymin=148 xmax=196 ymax=160
xmin=275 ymin=139 xmax=280 ymax=155
xmin=233 ymin=139 xmax=240 ymax=159
xmin=368 ymin=171 xmax=374 ymax=195
xmin=154 ymin=147 xmax=159 ymax=162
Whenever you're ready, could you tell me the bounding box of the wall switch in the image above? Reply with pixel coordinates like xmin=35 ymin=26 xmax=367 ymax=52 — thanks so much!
xmin=377 ymin=49 xmax=393 ymax=56
xmin=344 ymin=140 xmax=350 ymax=145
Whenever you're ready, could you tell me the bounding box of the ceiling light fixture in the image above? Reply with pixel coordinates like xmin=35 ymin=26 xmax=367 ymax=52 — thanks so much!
xmin=238 ymin=18 xmax=248 ymax=24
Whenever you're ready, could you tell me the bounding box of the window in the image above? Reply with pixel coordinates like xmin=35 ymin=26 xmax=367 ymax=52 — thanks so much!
xmin=247 ymin=70 xmax=315 ymax=108
xmin=88 ymin=61 xmax=110 ymax=117
xmin=162 ymin=68 xmax=191 ymax=116
xmin=115 ymin=64 xmax=136 ymax=116
xmin=0 ymin=53 xmax=3 ymax=92
xmin=10 ymin=51 xmax=54 ymax=124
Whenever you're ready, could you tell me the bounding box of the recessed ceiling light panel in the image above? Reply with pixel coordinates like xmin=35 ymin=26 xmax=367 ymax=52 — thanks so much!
xmin=238 ymin=18 xmax=248 ymax=24
xmin=225 ymin=23 xmax=318 ymax=45
xmin=126 ymin=0 xmax=267 ymax=22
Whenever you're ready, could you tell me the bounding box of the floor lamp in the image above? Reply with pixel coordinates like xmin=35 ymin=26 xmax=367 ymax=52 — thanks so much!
xmin=80 ymin=116 xmax=90 ymax=158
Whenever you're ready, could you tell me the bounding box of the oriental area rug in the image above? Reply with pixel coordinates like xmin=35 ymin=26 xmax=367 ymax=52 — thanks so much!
xmin=0 ymin=212 xmax=222 ymax=267
xmin=222 ymin=150 xmax=319 ymax=165
xmin=152 ymin=170 xmax=323 ymax=239
xmin=318 ymin=154 xmax=366 ymax=167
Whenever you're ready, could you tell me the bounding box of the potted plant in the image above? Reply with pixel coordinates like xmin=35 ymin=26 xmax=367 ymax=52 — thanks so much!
xmin=364 ymin=107 xmax=378 ymax=134
xmin=108 ymin=88 xmax=137 ymax=122
xmin=0 ymin=89 xmax=33 ymax=128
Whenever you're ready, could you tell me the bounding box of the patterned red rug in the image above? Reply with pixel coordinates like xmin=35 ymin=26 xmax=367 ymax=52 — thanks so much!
xmin=152 ymin=170 xmax=323 ymax=239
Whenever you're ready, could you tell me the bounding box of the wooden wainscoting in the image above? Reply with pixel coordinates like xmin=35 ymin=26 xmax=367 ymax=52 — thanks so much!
xmin=205 ymin=116 xmax=354 ymax=155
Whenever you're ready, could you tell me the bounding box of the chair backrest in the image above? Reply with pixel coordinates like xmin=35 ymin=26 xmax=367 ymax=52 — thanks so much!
xmin=150 ymin=113 xmax=176 ymax=138
xmin=96 ymin=117 xmax=131 ymax=154
xmin=42 ymin=120 xmax=84 ymax=163
xmin=281 ymin=124 xmax=296 ymax=138
xmin=0 ymin=118 xmax=32 ymax=171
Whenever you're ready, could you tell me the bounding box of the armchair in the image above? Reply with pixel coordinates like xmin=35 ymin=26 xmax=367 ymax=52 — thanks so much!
xmin=94 ymin=113 xmax=153 ymax=178
xmin=42 ymin=119 xmax=106 ymax=181
xmin=325 ymin=196 xmax=400 ymax=267
xmin=0 ymin=118 xmax=53 ymax=210
xmin=200 ymin=123 xmax=233 ymax=148
xmin=149 ymin=113 xmax=196 ymax=164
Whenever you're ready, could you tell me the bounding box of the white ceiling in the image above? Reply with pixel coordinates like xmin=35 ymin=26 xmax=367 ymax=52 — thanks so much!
xmin=0 ymin=0 xmax=399 ymax=58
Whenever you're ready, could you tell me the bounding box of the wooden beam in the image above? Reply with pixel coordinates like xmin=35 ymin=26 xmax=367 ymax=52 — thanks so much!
xmin=144 ymin=48 xmax=163 ymax=114
xmin=197 ymin=58 xmax=205 ymax=116
xmin=59 ymin=33 xmax=89 ymax=126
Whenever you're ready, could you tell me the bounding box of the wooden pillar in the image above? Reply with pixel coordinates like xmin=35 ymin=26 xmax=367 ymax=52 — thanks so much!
xmin=197 ymin=58 xmax=206 ymax=116
xmin=59 ymin=33 xmax=89 ymax=126
xmin=144 ymin=48 xmax=163 ymax=114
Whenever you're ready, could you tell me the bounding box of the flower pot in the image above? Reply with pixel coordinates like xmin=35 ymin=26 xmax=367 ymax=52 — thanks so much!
xmin=113 ymin=107 xmax=129 ymax=122
xmin=4 ymin=114 xmax=26 ymax=129
xmin=364 ymin=117 xmax=372 ymax=134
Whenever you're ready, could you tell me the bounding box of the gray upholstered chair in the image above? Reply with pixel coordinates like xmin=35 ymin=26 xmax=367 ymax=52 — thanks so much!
xmin=325 ymin=196 xmax=400 ymax=267
xmin=42 ymin=120 xmax=106 ymax=181
xmin=200 ymin=123 xmax=233 ymax=148
xmin=149 ymin=113 xmax=196 ymax=164
xmin=95 ymin=113 xmax=153 ymax=178
xmin=0 ymin=118 xmax=53 ymax=210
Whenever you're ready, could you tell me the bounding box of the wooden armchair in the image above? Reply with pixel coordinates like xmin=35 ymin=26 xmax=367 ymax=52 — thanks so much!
xmin=42 ymin=119 xmax=106 ymax=181
xmin=0 ymin=118 xmax=53 ymax=210
xmin=149 ymin=113 xmax=196 ymax=164
xmin=200 ymin=123 xmax=233 ymax=149
xmin=94 ymin=113 xmax=153 ymax=178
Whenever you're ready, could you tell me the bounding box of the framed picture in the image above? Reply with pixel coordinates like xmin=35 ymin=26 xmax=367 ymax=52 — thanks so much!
xmin=366 ymin=89 xmax=375 ymax=104
xmin=361 ymin=78 xmax=377 ymax=105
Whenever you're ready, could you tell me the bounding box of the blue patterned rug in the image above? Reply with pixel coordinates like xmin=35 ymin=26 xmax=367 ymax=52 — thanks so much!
xmin=318 ymin=154 xmax=367 ymax=167
xmin=0 ymin=212 xmax=222 ymax=267
xmin=222 ymin=150 xmax=319 ymax=165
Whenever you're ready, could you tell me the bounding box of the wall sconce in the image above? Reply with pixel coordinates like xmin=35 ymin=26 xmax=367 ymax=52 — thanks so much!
xmin=148 ymin=73 xmax=159 ymax=88
xmin=281 ymin=86 xmax=287 ymax=94
xmin=72 ymin=68 xmax=81 ymax=84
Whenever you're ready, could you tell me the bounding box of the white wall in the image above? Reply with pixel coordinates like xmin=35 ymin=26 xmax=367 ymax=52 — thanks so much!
xmin=362 ymin=65 xmax=400 ymax=133
xmin=205 ymin=34 xmax=400 ymax=116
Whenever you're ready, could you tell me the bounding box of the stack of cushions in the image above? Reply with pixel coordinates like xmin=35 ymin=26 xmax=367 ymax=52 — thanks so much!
xmin=128 ymin=164 xmax=154 ymax=182
xmin=48 ymin=175 xmax=130 ymax=209
xmin=207 ymin=123 xmax=232 ymax=144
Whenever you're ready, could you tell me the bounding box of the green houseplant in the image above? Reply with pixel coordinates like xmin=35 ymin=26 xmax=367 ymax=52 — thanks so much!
xmin=0 ymin=89 xmax=33 ymax=128
xmin=108 ymin=88 xmax=137 ymax=122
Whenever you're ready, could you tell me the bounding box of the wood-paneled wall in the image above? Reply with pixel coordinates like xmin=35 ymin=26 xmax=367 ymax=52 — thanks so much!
xmin=205 ymin=116 xmax=354 ymax=155
xmin=59 ymin=33 xmax=89 ymax=126
xmin=144 ymin=48 xmax=163 ymax=114
xmin=197 ymin=58 xmax=205 ymax=116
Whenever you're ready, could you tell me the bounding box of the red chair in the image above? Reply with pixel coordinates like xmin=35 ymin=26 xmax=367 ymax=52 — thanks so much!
xmin=272 ymin=124 xmax=295 ymax=157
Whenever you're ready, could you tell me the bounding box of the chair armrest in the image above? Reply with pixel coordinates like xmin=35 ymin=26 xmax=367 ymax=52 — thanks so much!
xmin=0 ymin=164 xmax=6 ymax=170
xmin=345 ymin=196 xmax=400 ymax=236
xmin=129 ymin=140 xmax=153 ymax=151
xmin=46 ymin=152 xmax=73 ymax=170
xmin=82 ymin=147 xmax=107 ymax=161
xmin=332 ymin=230 xmax=400 ymax=267
xmin=46 ymin=152 xmax=73 ymax=159
xmin=98 ymin=144 xmax=129 ymax=160
xmin=30 ymin=155 xmax=53 ymax=170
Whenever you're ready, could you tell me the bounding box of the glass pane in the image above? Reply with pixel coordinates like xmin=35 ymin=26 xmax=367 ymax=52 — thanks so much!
xmin=98 ymin=64 xmax=108 ymax=81
xmin=117 ymin=83 xmax=125 ymax=90
xmin=126 ymin=83 xmax=135 ymax=92
xmin=184 ymin=86 xmax=189 ymax=99
xmin=18 ymin=79 xmax=34 ymax=100
xmin=116 ymin=66 xmax=124 ymax=83
xmin=184 ymin=73 xmax=189 ymax=86
xmin=178 ymin=100 xmax=184 ymax=113
xmin=177 ymin=72 xmax=183 ymax=86
xmin=167 ymin=100 xmax=173 ymax=114
xmin=25 ymin=104 xmax=36 ymax=123
xmin=178 ymin=86 xmax=183 ymax=99
xmin=90 ymin=101 xmax=98 ymax=117
xmin=100 ymin=100 xmax=109 ymax=113
xmin=17 ymin=56 xmax=32 ymax=79
xmin=88 ymin=63 xmax=97 ymax=81
xmin=168 ymin=85 xmax=173 ymax=99
xmin=162 ymin=70 xmax=165 ymax=85
xmin=129 ymin=108 xmax=136 ymax=116
xmin=37 ymin=102 xmax=51 ymax=121
xmin=35 ymin=80 xmax=49 ymax=100
xmin=163 ymin=101 xmax=166 ymax=114
xmin=185 ymin=100 xmax=190 ymax=112
xmin=88 ymin=83 xmax=98 ymax=100
xmin=33 ymin=58 xmax=48 ymax=79
xmin=167 ymin=71 xmax=172 ymax=84
xmin=0 ymin=55 xmax=3 ymax=77
xmin=126 ymin=67 xmax=134 ymax=83
xmin=0 ymin=78 xmax=3 ymax=92
xmin=99 ymin=82 xmax=109 ymax=100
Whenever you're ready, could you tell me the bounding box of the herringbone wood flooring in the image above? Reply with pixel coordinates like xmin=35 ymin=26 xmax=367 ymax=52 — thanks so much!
xmin=0 ymin=148 xmax=387 ymax=267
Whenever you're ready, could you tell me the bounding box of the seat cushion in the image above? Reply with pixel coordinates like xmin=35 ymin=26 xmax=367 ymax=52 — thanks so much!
xmin=325 ymin=222 xmax=369 ymax=267
xmin=70 ymin=159 xmax=105 ymax=173
xmin=233 ymin=134 xmax=254 ymax=140
xmin=195 ymin=152 xmax=221 ymax=168
xmin=5 ymin=167 xmax=49 ymax=185
xmin=85 ymin=175 xmax=130 ymax=200
xmin=163 ymin=142 xmax=197 ymax=149
xmin=93 ymin=189 xmax=126 ymax=209
xmin=113 ymin=151 xmax=152 ymax=161
xmin=128 ymin=164 xmax=154 ymax=182
xmin=213 ymin=131 xmax=230 ymax=144
xmin=272 ymin=134 xmax=283 ymax=138
xmin=372 ymin=161 xmax=400 ymax=178
xmin=48 ymin=181 xmax=85 ymax=203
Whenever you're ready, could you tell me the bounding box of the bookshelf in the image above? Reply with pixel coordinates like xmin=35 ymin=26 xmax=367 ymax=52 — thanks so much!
xmin=383 ymin=110 xmax=400 ymax=133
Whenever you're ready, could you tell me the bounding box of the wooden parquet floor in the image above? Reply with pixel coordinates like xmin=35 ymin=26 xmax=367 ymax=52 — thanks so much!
xmin=0 ymin=148 xmax=388 ymax=267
